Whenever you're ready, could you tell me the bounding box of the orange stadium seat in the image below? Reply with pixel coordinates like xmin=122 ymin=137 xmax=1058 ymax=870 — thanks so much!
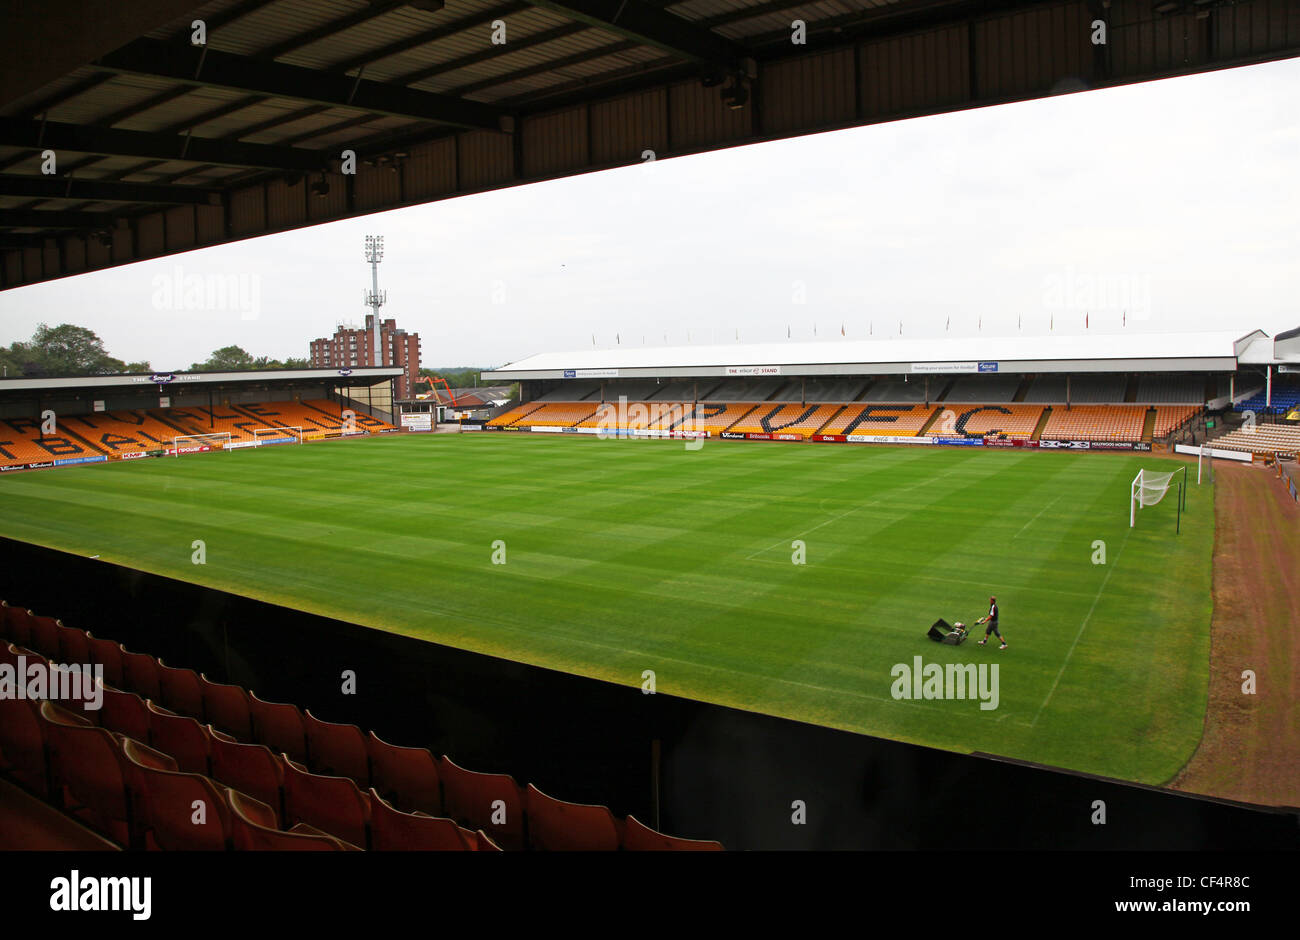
xmin=511 ymin=402 xmax=599 ymax=427
xmin=301 ymin=399 xmax=395 ymax=433
xmin=1153 ymin=405 xmax=1200 ymax=438
xmin=487 ymin=402 xmax=543 ymax=426
xmin=688 ymin=403 xmax=760 ymax=434
xmin=819 ymin=403 xmax=937 ymax=437
xmin=728 ymin=403 xmax=843 ymax=437
xmin=0 ymin=417 xmax=104 ymax=468
xmin=58 ymin=412 xmax=176 ymax=455
xmin=1040 ymin=405 xmax=1147 ymax=442
xmin=930 ymin=404 xmax=1045 ymax=440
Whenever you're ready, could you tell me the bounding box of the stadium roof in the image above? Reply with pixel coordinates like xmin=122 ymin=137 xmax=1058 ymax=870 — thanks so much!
xmin=483 ymin=329 xmax=1284 ymax=380
xmin=5 ymin=0 xmax=1299 ymax=290
xmin=0 ymin=365 xmax=401 ymax=394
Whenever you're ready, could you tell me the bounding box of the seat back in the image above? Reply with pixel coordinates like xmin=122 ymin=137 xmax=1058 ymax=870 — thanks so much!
xmin=120 ymin=649 xmax=162 ymax=702
xmin=208 ymin=729 xmax=284 ymax=826
xmin=303 ymin=709 xmax=369 ymax=785
xmin=198 ymin=673 xmax=252 ymax=740
xmin=367 ymin=730 xmax=441 ymax=816
xmin=623 ymin=815 xmax=724 ymax=851
xmin=97 ymin=680 xmax=152 ymax=742
xmin=282 ymin=759 xmax=370 ymax=849
xmin=123 ymin=740 xmax=230 ymax=851
xmin=28 ymin=614 xmax=61 ymax=659
xmin=438 ymin=756 xmax=523 ymax=850
xmin=524 ymin=783 xmax=621 ymax=851
xmin=57 ymin=624 xmax=92 ymax=665
xmin=156 ymin=660 xmax=205 ymax=721
xmin=3 ymin=606 xmax=32 ymax=648
xmin=368 ymin=789 xmax=469 ymax=851
xmin=86 ymin=636 xmax=125 ymax=687
xmin=248 ymin=691 xmax=307 ymax=763
xmin=145 ymin=701 xmax=212 ymax=775
xmin=0 ymin=696 xmax=48 ymax=795
xmin=228 ymin=789 xmax=347 ymax=852
xmin=40 ymin=701 xmax=132 ymax=843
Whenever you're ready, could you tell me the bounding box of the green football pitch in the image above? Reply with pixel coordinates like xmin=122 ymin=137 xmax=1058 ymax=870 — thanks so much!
xmin=0 ymin=433 xmax=1215 ymax=786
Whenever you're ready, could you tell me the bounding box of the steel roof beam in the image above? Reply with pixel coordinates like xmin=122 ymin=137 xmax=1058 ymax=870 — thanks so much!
xmin=0 ymin=118 xmax=326 ymax=172
xmin=519 ymin=0 xmax=746 ymax=69
xmin=0 ymin=209 xmax=116 ymax=230
xmin=0 ymin=174 xmax=220 ymax=206
xmin=95 ymin=38 xmax=510 ymax=131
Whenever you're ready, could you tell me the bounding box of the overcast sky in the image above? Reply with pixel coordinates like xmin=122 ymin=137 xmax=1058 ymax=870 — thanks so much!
xmin=1 ymin=56 xmax=1297 ymax=370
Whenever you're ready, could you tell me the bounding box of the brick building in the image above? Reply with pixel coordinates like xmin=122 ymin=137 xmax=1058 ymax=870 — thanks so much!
xmin=310 ymin=315 xmax=421 ymax=399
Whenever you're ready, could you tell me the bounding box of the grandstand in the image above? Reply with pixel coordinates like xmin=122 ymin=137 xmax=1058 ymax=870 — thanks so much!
xmin=482 ymin=329 xmax=1300 ymax=455
xmin=0 ymin=368 xmax=400 ymax=472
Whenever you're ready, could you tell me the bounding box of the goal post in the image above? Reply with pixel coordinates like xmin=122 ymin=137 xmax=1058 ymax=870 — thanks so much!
xmin=1197 ymin=443 xmax=1215 ymax=485
xmin=171 ymin=432 xmax=231 ymax=456
xmin=1130 ymin=468 xmax=1179 ymax=529
xmin=252 ymin=426 xmax=303 ymax=445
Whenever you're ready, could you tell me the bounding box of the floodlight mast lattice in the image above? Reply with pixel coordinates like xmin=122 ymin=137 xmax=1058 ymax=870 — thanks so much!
xmin=364 ymin=235 xmax=385 ymax=367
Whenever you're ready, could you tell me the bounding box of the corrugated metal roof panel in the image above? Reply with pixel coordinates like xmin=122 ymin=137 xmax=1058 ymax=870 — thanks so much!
xmin=491 ymin=332 xmax=1253 ymax=374
xmin=272 ymin=3 xmax=487 ymax=72
xmin=201 ymin=0 xmax=364 ymax=57
xmin=143 ymin=0 xmax=252 ymax=41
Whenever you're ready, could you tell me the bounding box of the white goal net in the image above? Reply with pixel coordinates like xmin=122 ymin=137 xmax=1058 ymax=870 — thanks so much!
xmin=253 ymin=426 xmax=303 ymax=445
xmin=171 ymin=432 xmax=231 ymax=456
xmin=1130 ymin=469 xmax=1177 ymax=527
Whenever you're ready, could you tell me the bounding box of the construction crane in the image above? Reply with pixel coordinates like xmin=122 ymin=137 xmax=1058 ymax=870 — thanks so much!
xmin=416 ymin=375 xmax=458 ymax=406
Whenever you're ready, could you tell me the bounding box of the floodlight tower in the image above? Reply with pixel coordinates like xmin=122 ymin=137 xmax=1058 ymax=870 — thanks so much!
xmin=363 ymin=235 xmax=386 ymax=367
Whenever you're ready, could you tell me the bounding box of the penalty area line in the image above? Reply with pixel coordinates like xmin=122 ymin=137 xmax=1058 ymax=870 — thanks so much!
xmin=745 ymin=464 xmax=969 ymax=561
xmin=1013 ymin=494 xmax=1064 ymax=539
xmin=1031 ymin=529 xmax=1131 ymax=727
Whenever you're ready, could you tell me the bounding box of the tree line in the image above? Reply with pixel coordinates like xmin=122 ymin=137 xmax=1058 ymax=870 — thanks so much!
xmin=0 ymin=323 xmax=307 ymax=379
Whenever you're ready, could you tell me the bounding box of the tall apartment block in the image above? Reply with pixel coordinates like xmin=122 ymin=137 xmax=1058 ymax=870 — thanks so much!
xmin=309 ymin=315 xmax=422 ymax=399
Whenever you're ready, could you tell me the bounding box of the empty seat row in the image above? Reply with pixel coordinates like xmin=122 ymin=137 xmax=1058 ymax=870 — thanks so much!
xmin=0 ymin=603 xmax=723 ymax=851
xmin=0 ymin=689 xmax=488 ymax=851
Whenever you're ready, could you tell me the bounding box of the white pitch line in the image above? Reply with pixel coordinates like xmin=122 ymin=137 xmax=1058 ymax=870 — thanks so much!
xmin=1031 ymin=530 xmax=1131 ymax=727
xmin=1013 ymin=493 xmax=1064 ymax=538
xmin=745 ymin=463 xmax=968 ymax=561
